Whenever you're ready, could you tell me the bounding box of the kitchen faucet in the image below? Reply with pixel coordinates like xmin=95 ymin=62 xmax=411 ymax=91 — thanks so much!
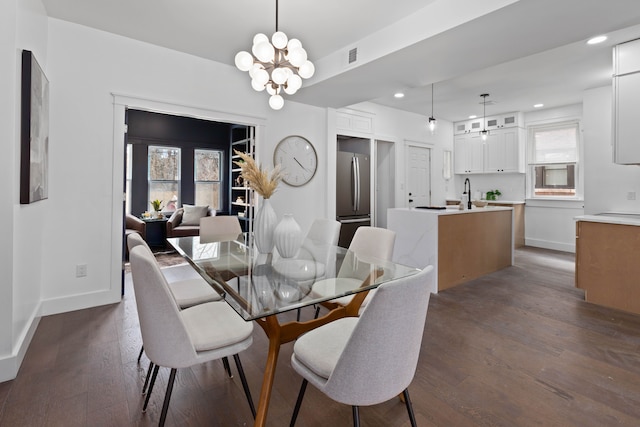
xmin=464 ymin=178 xmax=472 ymax=210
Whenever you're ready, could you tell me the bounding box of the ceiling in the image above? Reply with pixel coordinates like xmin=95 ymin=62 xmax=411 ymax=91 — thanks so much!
xmin=41 ymin=0 xmax=640 ymax=122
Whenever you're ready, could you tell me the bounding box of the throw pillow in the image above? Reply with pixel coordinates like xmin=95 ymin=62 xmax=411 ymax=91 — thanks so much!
xmin=181 ymin=205 xmax=209 ymax=226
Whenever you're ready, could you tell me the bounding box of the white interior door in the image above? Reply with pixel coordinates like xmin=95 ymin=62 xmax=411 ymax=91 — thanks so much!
xmin=406 ymin=145 xmax=431 ymax=207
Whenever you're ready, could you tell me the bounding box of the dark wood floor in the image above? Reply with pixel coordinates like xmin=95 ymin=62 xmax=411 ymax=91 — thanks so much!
xmin=2 ymin=247 xmax=640 ymax=426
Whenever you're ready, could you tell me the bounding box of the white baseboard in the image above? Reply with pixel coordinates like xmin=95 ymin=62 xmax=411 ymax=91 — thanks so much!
xmin=40 ymin=288 xmax=121 ymax=317
xmin=525 ymin=238 xmax=575 ymax=253
xmin=0 ymin=311 xmax=41 ymax=383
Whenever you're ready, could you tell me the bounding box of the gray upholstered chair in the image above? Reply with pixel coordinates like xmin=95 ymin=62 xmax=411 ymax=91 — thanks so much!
xmin=200 ymin=215 xmax=243 ymax=243
xmin=290 ymin=265 xmax=434 ymax=427
xmin=311 ymin=226 xmax=396 ymax=317
xmin=127 ymin=233 xmax=224 ymax=378
xmin=127 ymin=233 xmax=222 ymax=309
xmin=129 ymin=245 xmax=255 ymax=426
xmin=295 ymin=219 xmax=341 ymax=320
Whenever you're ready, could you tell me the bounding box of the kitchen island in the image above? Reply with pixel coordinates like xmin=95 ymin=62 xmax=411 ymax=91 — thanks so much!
xmin=388 ymin=206 xmax=513 ymax=293
xmin=575 ymin=213 xmax=640 ymax=315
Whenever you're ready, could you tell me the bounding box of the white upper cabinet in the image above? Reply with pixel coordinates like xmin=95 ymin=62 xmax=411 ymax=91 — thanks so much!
xmin=454 ymin=134 xmax=485 ymax=174
xmin=454 ymin=127 xmax=524 ymax=174
xmin=613 ymin=38 xmax=640 ymax=164
xmin=454 ymin=112 xmax=521 ymax=135
xmin=485 ymin=127 xmax=525 ymax=173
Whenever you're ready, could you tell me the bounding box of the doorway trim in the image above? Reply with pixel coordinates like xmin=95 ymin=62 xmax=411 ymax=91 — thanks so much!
xmin=111 ymin=93 xmax=266 ymax=296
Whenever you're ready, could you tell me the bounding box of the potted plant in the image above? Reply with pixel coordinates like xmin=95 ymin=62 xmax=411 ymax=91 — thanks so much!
xmin=485 ymin=189 xmax=502 ymax=201
xmin=150 ymin=199 xmax=164 ymax=217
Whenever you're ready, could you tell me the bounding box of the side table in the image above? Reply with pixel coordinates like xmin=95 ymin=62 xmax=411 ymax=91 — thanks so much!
xmin=142 ymin=217 xmax=168 ymax=249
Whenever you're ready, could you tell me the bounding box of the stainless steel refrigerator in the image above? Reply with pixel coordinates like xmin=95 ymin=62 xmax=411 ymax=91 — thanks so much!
xmin=336 ymin=150 xmax=371 ymax=247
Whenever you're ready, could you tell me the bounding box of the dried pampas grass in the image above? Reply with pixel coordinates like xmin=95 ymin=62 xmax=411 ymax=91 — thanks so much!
xmin=233 ymin=150 xmax=283 ymax=199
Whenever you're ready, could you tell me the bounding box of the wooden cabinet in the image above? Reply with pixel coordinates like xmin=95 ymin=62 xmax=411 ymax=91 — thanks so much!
xmin=613 ymin=39 xmax=640 ymax=164
xmin=576 ymin=220 xmax=640 ymax=314
xmin=455 ymin=127 xmax=524 ymax=174
xmin=488 ymin=202 xmax=524 ymax=247
xmin=454 ymin=133 xmax=484 ymax=174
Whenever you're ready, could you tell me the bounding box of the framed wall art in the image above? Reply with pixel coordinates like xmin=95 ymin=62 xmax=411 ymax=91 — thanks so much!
xmin=20 ymin=49 xmax=49 ymax=204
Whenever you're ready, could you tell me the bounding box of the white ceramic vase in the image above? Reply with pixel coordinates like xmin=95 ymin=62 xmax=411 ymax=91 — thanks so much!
xmin=274 ymin=214 xmax=302 ymax=258
xmin=254 ymin=199 xmax=278 ymax=254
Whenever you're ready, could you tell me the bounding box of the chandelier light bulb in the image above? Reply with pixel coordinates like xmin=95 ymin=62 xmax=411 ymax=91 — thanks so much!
xmin=251 ymin=79 xmax=266 ymax=91
xmin=234 ymin=51 xmax=254 ymax=72
xmin=481 ymin=130 xmax=488 ymax=141
xmin=271 ymin=67 xmax=288 ymax=85
xmin=253 ymin=68 xmax=270 ymax=86
xmin=287 ymin=38 xmax=302 ymax=50
xmin=429 ymin=117 xmax=436 ymax=132
xmin=253 ymin=33 xmax=269 ymax=45
xmin=287 ymin=47 xmax=307 ymax=67
xmin=272 ymin=31 xmax=288 ymax=49
xmin=298 ymin=61 xmax=315 ymax=79
xmin=254 ymin=41 xmax=275 ymax=63
xmin=284 ymin=74 xmax=302 ymax=94
xmin=266 ymin=84 xmax=277 ymax=95
xmin=269 ymin=94 xmax=284 ymax=110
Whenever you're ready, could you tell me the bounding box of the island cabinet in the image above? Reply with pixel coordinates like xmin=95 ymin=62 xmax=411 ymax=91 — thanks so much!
xmin=575 ymin=217 xmax=640 ymax=314
xmin=388 ymin=207 xmax=514 ymax=293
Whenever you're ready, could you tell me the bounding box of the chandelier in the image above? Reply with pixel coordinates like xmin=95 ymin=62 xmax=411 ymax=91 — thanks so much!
xmin=479 ymin=93 xmax=489 ymax=141
xmin=234 ymin=0 xmax=315 ymax=110
xmin=428 ymin=83 xmax=437 ymax=133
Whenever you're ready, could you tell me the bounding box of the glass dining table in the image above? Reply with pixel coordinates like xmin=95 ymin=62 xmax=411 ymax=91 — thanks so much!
xmin=167 ymin=234 xmax=420 ymax=427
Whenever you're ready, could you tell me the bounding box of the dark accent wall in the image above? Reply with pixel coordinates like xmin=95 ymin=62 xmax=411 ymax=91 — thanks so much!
xmin=127 ymin=109 xmax=244 ymax=216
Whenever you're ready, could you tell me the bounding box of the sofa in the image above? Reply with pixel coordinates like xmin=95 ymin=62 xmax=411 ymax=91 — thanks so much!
xmin=166 ymin=205 xmax=216 ymax=237
xmin=125 ymin=214 xmax=146 ymax=258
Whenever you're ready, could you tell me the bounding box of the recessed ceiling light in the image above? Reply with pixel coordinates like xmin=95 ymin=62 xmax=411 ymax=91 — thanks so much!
xmin=534 ymin=103 xmax=544 ymax=108
xmin=468 ymin=115 xmax=477 ymax=119
xmin=587 ymin=35 xmax=607 ymax=45
xmin=394 ymin=92 xmax=405 ymax=98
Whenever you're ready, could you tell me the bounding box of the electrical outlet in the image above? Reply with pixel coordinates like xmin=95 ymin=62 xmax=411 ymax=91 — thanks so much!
xmin=76 ymin=264 xmax=87 ymax=278
xmin=627 ymin=191 xmax=636 ymax=201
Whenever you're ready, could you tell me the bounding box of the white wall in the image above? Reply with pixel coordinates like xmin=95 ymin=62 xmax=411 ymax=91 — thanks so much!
xmin=1 ymin=0 xmax=49 ymax=382
xmin=583 ymin=86 xmax=640 ymax=214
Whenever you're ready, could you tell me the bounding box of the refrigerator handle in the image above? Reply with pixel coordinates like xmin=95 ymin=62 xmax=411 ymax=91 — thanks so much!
xmin=351 ymin=156 xmax=358 ymax=211
xmin=355 ymin=156 xmax=360 ymax=212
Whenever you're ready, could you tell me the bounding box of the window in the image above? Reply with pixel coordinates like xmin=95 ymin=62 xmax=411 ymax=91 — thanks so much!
xmin=194 ymin=149 xmax=222 ymax=209
xmin=527 ymin=121 xmax=580 ymax=198
xmin=148 ymin=146 xmax=180 ymax=212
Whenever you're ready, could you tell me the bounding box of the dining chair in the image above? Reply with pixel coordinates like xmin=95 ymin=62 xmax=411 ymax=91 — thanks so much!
xmin=311 ymin=226 xmax=396 ymax=317
xmin=200 ymin=215 xmax=243 ymax=243
xmin=129 ymin=245 xmax=256 ymax=426
xmin=126 ymin=233 xmax=229 ymax=382
xmin=289 ymin=265 xmax=433 ymax=427
xmin=294 ymin=219 xmax=341 ymax=320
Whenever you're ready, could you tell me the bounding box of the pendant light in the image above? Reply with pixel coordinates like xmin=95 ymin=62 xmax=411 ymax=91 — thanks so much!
xmin=428 ymin=83 xmax=437 ymax=133
xmin=479 ymin=93 xmax=489 ymax=141
xmin=234 ymin=0 xmax=315 ymax=110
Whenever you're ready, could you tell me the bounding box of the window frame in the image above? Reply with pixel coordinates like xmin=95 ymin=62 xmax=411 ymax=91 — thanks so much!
xmin=194 ymin=148 xmax=224 ymax=210
xmin=526 ymin=119 xmax=582 ymax=200
xmin=147 ymin=145 xmax=181 ymax=213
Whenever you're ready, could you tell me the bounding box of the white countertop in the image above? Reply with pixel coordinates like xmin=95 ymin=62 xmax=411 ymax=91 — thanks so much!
xmin=446 ymin=199 xmax=525 ymax=205
xmin=575 ymin=212 xmax=640 ymax=226
xmin=394 ymin=206 xmax=513 ymax=216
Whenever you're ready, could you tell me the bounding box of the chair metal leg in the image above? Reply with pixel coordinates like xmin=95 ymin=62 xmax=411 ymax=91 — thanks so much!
xmin=296 ymin=308 xmax=301 ymax=322
xmin=314 ymin=305 xmax=321 ymax=319
xmin=137 ymin=345 xmax=144 ymax=363
xmin=352 ymin=406 xmax=360 ymax=427
xmin=222 ymin=356 xmax=233 ymax=378
xmin=143 ymin=364 xmax=159 ymax=411
xmin=142 ymin=362 xmax=154 ymax=395
xmin=290 ymin=379 xmax=308 ymax=427
xmin=233 ymin=354 xmax=256 ymax=419
xmin=402 ymin=389 xmax=417 ymax=427
xmin=159 ymin=368 xmax=177 ymax=427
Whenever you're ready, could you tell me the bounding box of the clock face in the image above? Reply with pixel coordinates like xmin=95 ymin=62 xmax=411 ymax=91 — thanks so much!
xmin=274 ymin=136 xmax=318 ymax=187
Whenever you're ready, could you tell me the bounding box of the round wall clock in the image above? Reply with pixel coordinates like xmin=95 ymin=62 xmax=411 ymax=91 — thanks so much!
xmin=273 ymin=135 xmax=318 ymax=187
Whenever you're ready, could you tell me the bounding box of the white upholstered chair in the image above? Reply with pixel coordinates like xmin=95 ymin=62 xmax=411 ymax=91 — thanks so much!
xmin=200 ymin=215 xmax=243 ymax=243
xmin=129 ymin=245 xmax=255 ymax=426
xmin=127 ymin=233 xmax=222 ymax=309
xmin=311 ymin=226 xmax=396 ymax=317
xmin=290 ymin=265 xmax=434 ymax=427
